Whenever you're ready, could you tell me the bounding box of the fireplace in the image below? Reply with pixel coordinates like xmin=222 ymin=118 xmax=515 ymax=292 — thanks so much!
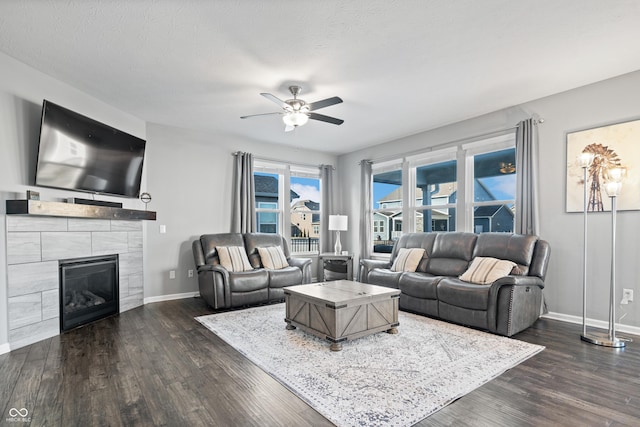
xmin=59 ymin=255 xmax=119 ymax=331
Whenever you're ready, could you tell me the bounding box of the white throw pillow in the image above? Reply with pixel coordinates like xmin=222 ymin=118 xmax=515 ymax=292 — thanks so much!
xmin=257 ymin=246 xmax=289 ymax=270
xmin=217 ymin=246 xmax=253 ymax=272
xmin=391 ymin=248 xmax=425 ymax=272
xmin=459 ymin=257 xmax=516 ymax=285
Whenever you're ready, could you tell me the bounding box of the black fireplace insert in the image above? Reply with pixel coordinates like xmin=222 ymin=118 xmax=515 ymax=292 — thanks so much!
xmin=59 ymin=254 xmax=119 ymax=331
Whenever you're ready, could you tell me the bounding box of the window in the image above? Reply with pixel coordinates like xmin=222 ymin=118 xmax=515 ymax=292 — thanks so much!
xmin=413 ymin=158 xmax=457 ymax=233
xmin=372 ymin=163 xmax=402 ymax=253
xmin=469 ymin=148 xmax=516 ymax=233
xmin=257 ymin=202 xmax=278 ymax=233
xmin=255 ymin=172 xmax=281 ymax=234
xmin=290 ymin=172 xmax=321 ymax=253
xmin=368 ymin=133 xmax=516 ymax=254
xmin=254 ymin=162 xmax=322 ymax=254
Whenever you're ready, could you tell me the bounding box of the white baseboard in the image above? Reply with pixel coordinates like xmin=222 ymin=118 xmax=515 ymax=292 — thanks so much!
xmin=144 ymin=291 xmax=200 ymax=305
xmin=0 ymin=342 xmax=10 ymax=355
xmin=543 ymin=312 xmax=640 ymax=337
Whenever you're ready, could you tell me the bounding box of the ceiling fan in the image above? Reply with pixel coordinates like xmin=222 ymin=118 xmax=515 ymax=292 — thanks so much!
xmin=241 ymin=85 xmax=344 ymax=132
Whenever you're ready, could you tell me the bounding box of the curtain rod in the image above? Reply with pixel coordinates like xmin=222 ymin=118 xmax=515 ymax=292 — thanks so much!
xmin=361 ymin=117 xmax=544 ymax=165
xmin=232 ymin=151 xmax=335 ymax=169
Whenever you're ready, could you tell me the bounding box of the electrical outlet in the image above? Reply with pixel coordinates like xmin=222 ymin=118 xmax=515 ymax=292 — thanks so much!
xmin=169 ymin=270 xmax=176 ymax=279
xmin=622 ymin=288 xmax=633 ymax=303
xmin=188 ymin=269 xmax=194 ymax=278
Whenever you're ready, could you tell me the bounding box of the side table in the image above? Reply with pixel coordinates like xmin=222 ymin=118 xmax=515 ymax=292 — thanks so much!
xmin=318 ymin=253 xmax=354 ymax=281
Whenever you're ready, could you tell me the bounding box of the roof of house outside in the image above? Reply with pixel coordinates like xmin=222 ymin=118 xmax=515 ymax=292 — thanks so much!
xmin=254 ymin=175 xmax=299 ymax=200
xmin=474 ymin=205 xmax=514 ymax=217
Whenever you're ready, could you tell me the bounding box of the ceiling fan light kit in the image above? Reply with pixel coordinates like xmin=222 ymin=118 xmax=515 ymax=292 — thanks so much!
xmin=282 ymin=111 xmax=309 ymax=127
xmin=242 ymin=85 xmax=343 ymax=132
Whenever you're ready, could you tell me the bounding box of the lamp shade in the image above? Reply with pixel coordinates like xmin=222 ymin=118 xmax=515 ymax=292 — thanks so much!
xmin=282 ymin=112 xmax=309 ymax=127
xmin=603 ymin=166 xmax=627 ymax=183
xmin=578 ymin=152 xmax=595 ymax=168
xmin=604 ymin=181 xmax=622 ymax=197
xmin=328 ymin=215 xmax=348 ymax=231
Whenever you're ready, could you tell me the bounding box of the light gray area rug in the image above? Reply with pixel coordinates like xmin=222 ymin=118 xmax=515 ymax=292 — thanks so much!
xmin=196 ymin=304 xmax=544 ymax=426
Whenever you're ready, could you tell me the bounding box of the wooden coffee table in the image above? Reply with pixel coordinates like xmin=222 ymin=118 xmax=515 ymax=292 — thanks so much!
xmin=283 ymin=280 xmax=400 ymax=351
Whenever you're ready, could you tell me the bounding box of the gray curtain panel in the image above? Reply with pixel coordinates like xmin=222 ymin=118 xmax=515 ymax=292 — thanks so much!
xmin=320 ymin=165 xmax=334 ymax=253
xmin=359 ymin=160 xmax=373 ymax=262
xmin=515 ymin=118 xmax=540 ymax=236
xmin=231 ymin=152 xmax=256 ymax=233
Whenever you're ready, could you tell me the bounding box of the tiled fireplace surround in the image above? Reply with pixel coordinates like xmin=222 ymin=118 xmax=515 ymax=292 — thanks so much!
xmin=6 ymin=216 xmax=144 ymax=349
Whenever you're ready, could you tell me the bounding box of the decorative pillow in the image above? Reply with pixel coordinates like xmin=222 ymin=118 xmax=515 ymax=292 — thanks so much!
xmin=459 ymin=257 xmax=516 ymax=285
xmin=391 ymin=248 xmax=425 ymax=272
xmin=217 ymin=246 xmax=253 ymax=272
xmin=257 ymin=246 xmax=289 ymax=270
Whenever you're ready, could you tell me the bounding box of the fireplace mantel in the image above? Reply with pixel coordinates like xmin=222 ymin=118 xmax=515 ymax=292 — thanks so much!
xmin=6 ymin=200 xmax=156 ymax=221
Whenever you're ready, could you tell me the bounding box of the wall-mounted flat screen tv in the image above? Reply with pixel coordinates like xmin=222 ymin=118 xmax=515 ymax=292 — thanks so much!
xmin=35 ymin=100 xmax=146 ymax=198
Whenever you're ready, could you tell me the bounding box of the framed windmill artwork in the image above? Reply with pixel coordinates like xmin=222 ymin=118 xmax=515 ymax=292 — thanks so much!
xmin=566 ymin=118 xmax=640 ymax=212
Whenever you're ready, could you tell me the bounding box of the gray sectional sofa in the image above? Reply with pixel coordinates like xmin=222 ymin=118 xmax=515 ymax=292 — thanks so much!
xmin=192 ymin=232 xmax=312 ymax=309
xmin=359 ymin=232 xmax=550 ymax=336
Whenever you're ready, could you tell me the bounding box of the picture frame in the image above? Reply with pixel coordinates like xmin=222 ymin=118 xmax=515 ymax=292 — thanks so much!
xmin=566 ymin=118 xmax=640 ymax=212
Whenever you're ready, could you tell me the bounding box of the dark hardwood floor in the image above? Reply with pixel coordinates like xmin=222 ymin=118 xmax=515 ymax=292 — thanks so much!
xmin=1 ymin=297 xmax=639 ymax=426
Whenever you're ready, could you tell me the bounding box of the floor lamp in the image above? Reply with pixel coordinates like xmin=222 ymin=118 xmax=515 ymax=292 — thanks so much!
xmin=578 ymin=152 xmax=595 ymax=342
xmin=582 ymin=166 xmax=626 ymax=348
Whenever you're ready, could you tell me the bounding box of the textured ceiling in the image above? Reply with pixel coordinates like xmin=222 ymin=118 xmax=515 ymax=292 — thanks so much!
xmin=1 ymin=1 xmax=639 ymax=154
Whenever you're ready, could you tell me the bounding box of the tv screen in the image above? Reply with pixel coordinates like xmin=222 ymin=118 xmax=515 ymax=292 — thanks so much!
xmin=35 ymin=100 xmax=146 ymax=198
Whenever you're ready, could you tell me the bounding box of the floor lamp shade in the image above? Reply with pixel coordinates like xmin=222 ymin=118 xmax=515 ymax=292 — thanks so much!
xmin=329 ymin=215 xmax=348 ymax=255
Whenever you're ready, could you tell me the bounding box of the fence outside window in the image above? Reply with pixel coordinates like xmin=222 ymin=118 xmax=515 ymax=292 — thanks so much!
xmin=290 ymin=237 xmax=319 ymax=253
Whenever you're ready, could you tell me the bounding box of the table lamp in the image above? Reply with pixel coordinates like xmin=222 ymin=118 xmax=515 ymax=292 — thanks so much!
xmin=328 ymin=215 xmax=348 ymax=255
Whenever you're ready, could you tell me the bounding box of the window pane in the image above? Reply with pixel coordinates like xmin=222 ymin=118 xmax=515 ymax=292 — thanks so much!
xmin=254 ymin=172 xmax=280 ymax=205
xmin=255 ymin=172 xmax=280 ymax=234
xmin=256 ymin=212 xmax=278 ymax=233
xmin=416 ymin=208 xmax=456 ymax=232
xmin=415 ymin=160 xmax=456 ymax=232
xmin=290 ymin=176 xmax=320 ymax=253
xmin=474 ymin=148 xmax=516 ymax=202
xmin=373 ymin=169 xmax=402 ymax=253
xmin=473 ymin=204 xmax=514 ymax=233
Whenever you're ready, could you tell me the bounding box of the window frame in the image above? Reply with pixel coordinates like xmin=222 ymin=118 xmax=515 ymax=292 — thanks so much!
xmin=254 ymin=161 xmax=322 ymax=255
xmin=462 ymin=135 xmax=517 ymax=233
xmin=368 ymin=131 xmax=517 ymax=254
xmin=407 ymin=149 xmax=458 ymax=233
xmin=371 ymin=160 xmax=404 ymax=256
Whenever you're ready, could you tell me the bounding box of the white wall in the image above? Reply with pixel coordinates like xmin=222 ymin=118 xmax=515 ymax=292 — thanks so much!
xmin=338 ymin=70 xmax=640 ymax=329
xmin=143 ymin=123 xmax=337 ymax=300
xmin=0 ymin=52 xmax=146 ymax=351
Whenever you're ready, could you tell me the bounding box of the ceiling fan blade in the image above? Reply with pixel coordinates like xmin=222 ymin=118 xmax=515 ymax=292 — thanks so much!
xmin=261 ymin=93 xmax=289 ymax=110
xmin=307 ymin=96 xmax=343 ymax=111
xmin=308 ymin=112 xmax=344 ymax=125
xmin=240 ymin=112 xmax=282 ymax=119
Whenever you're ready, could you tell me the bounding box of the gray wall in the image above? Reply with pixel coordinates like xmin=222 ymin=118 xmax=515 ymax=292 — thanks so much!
xmin=338 ymin=70 xmax=640 ymax=330
xmin=0 ymin=52 xmax=147 ymax=350
xmin=143 ymin=123 xmax=337 ymax=300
